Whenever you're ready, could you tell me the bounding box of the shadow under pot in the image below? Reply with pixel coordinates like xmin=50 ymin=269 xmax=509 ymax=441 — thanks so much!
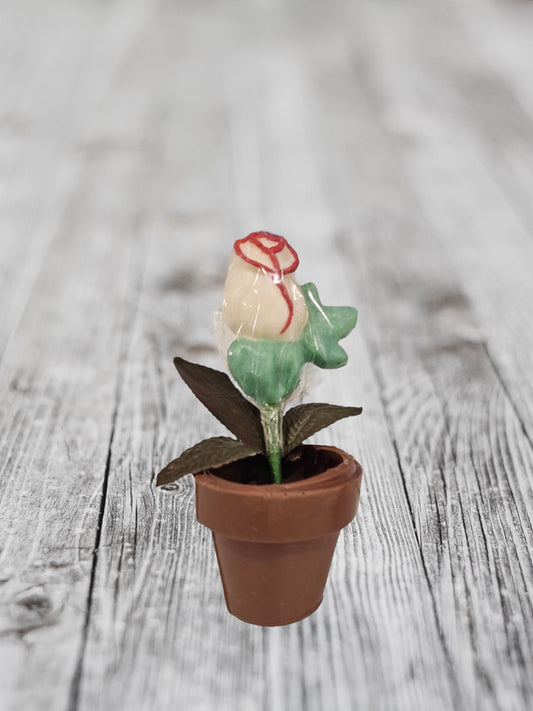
xmin=195 ymin=444 xmax=363 ymax=626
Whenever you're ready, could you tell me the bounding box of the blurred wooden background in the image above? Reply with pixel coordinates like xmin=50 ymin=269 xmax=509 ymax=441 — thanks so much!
xmin=1 ymin=0 xmax=533 ymax=709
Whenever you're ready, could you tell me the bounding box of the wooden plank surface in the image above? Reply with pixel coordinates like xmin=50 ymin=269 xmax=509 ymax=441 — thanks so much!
xmin=309 ymin=4 xmax=533 ymax=708
xmin=1 ymin=0 xmax=533 ymax=709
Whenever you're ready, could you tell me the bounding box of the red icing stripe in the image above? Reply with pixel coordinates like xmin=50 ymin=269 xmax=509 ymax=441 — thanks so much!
xmin=234 ymin=232 xmax=299 ymax=334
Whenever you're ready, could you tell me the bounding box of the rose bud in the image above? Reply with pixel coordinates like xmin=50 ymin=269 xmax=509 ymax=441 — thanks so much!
xmin=222 ymin=232 xmax=308 ymax=342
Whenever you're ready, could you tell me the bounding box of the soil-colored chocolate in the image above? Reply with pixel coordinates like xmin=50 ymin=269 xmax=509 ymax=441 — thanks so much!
xmin=195 ymin=445 xmax=363 ymax=626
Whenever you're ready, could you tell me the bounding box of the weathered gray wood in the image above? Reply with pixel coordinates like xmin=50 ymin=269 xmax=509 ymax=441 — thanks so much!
xmin=453 ymin=0 xmax=533 ymax=124
xmin=2 ymin=0 xmax=533 ymax=709
xmin=306 ymin=2 xmax=533 ymax=708
xmin=0 ymin=1 xmax=161 ymax=710
xmin=0 ymin=0 xmax=151 ymax=360
xmin=355 ymin=0 xmax=533 ymax=444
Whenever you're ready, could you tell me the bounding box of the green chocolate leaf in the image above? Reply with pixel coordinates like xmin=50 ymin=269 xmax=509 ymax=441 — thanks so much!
xmin=301 ymin=283 xmax=358 ymax=369
xmin=225 ymin=284 xmax=359 ymax=407
xmin=173 ymin=357 xmax=264 ymax=451
xmin=156 ymin=437 xmax=260 ymax=486
xmin=227 ymin=340 xmax=305 ymax=406
xmin=283 ymin=403 xmax=363 ymax=454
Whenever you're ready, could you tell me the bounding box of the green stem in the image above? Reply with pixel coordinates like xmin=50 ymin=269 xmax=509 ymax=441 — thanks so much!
xmin=260 ymin=404 xmax=284 ymax=484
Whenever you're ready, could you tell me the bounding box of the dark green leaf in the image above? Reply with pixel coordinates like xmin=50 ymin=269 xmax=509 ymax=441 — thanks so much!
xmin=174 ymin=357 xmax=264 ymax=451
xmin=227 ymin=339 xmax=304 ymax=406
xmin=156 ymin=437 xmax=260 ymax=486
xmin=283 ymin=403 xmax=363 ymax=454
xmin=300 ymin=283 xmax=358 ymax=369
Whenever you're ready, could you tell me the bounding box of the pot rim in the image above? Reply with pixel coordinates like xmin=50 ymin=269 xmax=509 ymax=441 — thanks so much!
xmin=196 ymin=445 xmax=360 ymax=497
xmin=195 ymin=445 xmax=363 ymax=542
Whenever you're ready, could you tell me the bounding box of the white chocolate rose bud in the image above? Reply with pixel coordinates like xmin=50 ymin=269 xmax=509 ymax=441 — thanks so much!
xmin=222 ymin=232 xmax=308 ymax=342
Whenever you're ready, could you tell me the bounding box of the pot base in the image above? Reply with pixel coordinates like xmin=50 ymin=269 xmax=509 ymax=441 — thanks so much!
xmin=213 ymin=531 xmax=339 ymax=626
xmin=229 ymin=597 xmax=323 ymax=626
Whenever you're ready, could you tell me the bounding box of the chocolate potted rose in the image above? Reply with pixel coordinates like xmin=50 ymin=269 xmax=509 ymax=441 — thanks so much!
xmin=157 ymin=232 xmax=363 ymax=626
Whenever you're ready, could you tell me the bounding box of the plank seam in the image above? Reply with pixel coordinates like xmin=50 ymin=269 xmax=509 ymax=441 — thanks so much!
xmin=66 ymin=241 xmax=148 ymax=709
xmin=482 ymin=343 xmax=533 ymax=454
xmin=363 ymin=342 xmax=462 ymax=706
xmin=67 ymin=396 xmax=119 ymax=711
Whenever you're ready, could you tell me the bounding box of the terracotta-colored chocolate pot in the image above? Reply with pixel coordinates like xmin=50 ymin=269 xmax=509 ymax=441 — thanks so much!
xmin=195 ymin=445 xmax=363 ymax=626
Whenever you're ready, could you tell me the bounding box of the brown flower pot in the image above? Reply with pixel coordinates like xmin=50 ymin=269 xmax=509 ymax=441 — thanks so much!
xmin=195 ymin=445 xmax=363 ymax=626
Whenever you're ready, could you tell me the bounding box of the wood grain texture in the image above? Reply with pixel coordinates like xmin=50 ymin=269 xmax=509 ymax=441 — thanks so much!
xmin=355 ymin=0 xmax=533 ymax=444
xmin=308 ymin=2 xmax=533 ymax=707
xmin=0 ymin=1 xmax=159 ymax=709
xmin=1 ymin=0 xmax=533 ymax=709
